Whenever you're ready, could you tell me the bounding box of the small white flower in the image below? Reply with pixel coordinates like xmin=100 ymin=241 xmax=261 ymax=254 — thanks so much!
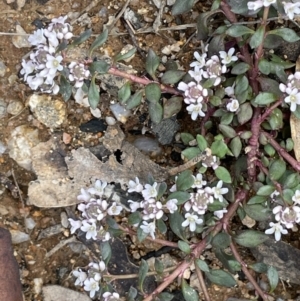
xmin=128 ymin=200 xmax=142 ymax=212
xmin=219 ymin=48 xmax=238 ymax=65
xmin=226 ymin=98 xmax=240 ymax=112
xmin=284 ymin=87 xmax=300 ymax=112
xmin=279 ymin=83 xmax=287 ymax=93
xmin=107 ymin=202 xmax=123 ymax=216
xmin=28 ymin=29 xmax=47 ymax=46
xmin=73 ymin=269 xmax=87 ymax=286
xmin=270 ymin=190 xmax=280 ymax=200
xmin=83 ymin=278 xmax=100 ymax=298
xmin=283 ymin=2 xmax=300 ymax=20
xmin=262 ymin=0 xmax=276 ymax=7
xmin=186 ymin=99 xmax=205 ymax=120
xmin=140 ymin=221 xmax=156 ymax=239
xmin=188 ymin=66 xmax=204 ymax=83
xmin=178 ymin=81 xmax=208 ymax=104
xmin=192 ymin=173 xmax=207 ymax=188
xmin=142 ymin=182 xmax=158 ymax=200
xmin=45 ymin=54 xmax=63 ymax=76
xmin=224 ymin=83 xmax=235 ymax=97
xmin=205 ymin=180 xmax=228 ymax=202
xmin=247 ymin=0 xmax=263 ymax=11
xmin=88 ymin=180 xmax=108 ymax=197
xmin=265 ymin=222 xmax=288 ymax=241
xmin=80 ymin=220 xmax=97 ymax=240
xmin=292 ymin=190 xmax=300 ymax=205
xmin=20 ymin=60 xmax=35 ymax=80
xmin=102 ymin=292 xmax=120 ymax=301
xmin=182 ymin=213 xmax=203 ymax=232
xmin=213 ymin=208 xmax=228 ymax=219
xmin=128 ymin=177 xmax=143 ymax=193
xmin=26 ymin=75 xmax=44 ymax=90
xmin=77 ymin=188 xmax=91 ymax=202
xmin=166 ymin=199 xmax=178 ymax=213
xmin=190 ymin=51 xmax=207 ymax=68
xmin=68 ymin=218 xmax=82 ymax=234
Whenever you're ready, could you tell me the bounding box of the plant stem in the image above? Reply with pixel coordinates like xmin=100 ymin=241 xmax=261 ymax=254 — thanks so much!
xmin=230 ymin=242 xmax=268 ymax=300
xmin=143 ymin=189 xmax=247 ymax=301
xmin=194 ymin=260 xmax=211 ymax=301
xmin=108 ymin=67 xmax=182 ymax=95
xmin=262 ymin=131 xmax=300 ymax=172
xmin=119 ymin=225 xmax=178 ymax=248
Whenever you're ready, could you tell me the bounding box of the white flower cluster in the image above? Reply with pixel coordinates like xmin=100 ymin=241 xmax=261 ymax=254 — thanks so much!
xmin=265 ymin=189 xmax=300 ymax=241
xmin=247 ymin=0 xmax=300 ymax=20
xmin=68 ymin=180 xmax=123 ymax=241
xmin=178 ymin=48 xmax=238 ymax=120
xmin=20 ymin=15 xmax=90 ymax=95
xmin=73 ymin=261 xmax=106 ymax=298
xmin=279 ymin=72 xmax=300 ymax=112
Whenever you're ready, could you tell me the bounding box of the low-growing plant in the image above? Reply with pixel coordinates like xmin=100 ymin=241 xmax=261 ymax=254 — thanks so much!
xmin=21 ymin=1 xmax=300 ymax=300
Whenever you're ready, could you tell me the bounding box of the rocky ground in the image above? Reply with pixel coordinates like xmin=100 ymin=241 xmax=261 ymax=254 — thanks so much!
xmin=1 ymin=0 xmax=300 ymax=300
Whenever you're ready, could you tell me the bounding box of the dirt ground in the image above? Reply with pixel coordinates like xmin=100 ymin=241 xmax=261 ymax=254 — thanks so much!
xmin=0 ymin=0 xmax=300 ymax=300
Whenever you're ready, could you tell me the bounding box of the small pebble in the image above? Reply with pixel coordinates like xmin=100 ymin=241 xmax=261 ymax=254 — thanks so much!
xmin=25 ymin=217 xmax=36 ymax=230
xmin=33 ymin=278 xmax=43 ymax=295
xmin=133 ymin=137 xmax=162 ymax=156
xmin=0 ymin=141 xmax=7 ymax=154
xmin=0 ymin=61 xmax=7 ymax=77
xmin=60 ymin=212 xmax=69 ymax=228
xmin=10 ymin=229 xmax=30 ymax=244
xmin=12 ymin=25 xmax=31 ymax=48
xmin=6 ymin=100 xmax=24 ymax=115
xmin=105 ymin=116 xmax=116 ymax=125
xmin=62 ymin=132 xmax=72 ymax=144
xmin=0 ymin=99 xmax=7 ymax=118
xmin=110 ymin=103 xmax=131 ymax=123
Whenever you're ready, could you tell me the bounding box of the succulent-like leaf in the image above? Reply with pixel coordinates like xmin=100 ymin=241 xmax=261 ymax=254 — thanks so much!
xmin=163 ymin=96 xmax=182 ymax=118
xmin=256 ymin=185 xmax=275 ymax=196
xmin=195 ymin=259 xmax=210 ymax=273
xmin=250 ymin=262 xmax=268 ymax=273
xmin=171 ymin=0 xmax=195 ymax=15
xmin=237 ymin=102 xmax=253 ymax=125
xmin=178 ymin=240 xmax=191 ymax=254
xmin=89 ymin=60 xmax=110 ymax=74
xmin=215 ymin=166 xmax=232 ymax=183
xmin=211 ymin=140 xmax=228 ymax=158
xmin=100 ymin=241 xmax=111 ymax=265
xmin=167 ymin=191 xmax=190 ymax=205
xmin=269 ymin=159 xmax=286 ymax=181
xmin=156 ymin=292 xmax=174 ymax=301
xmin=71 ymin=29 xmax=92 ymax=47
xmin=249 ymin=25 xmax=264 ymax=49
xmin=146 ymin=48 xmax=160 ymax=79
xmin=267 ymin=266 xmax=279 ymax=293
xmin=128 ymin=287 xmax=138 ymax=301
xmin=145 ymin=83 xmax=161 ymax=103
xmin=181 ymin=132 xmax=195 ymax=145
xmin=138 ymin=259 xmax=149 ymax=293
xmin=226 ymin=25 xmax=254 ymax=37
xmin=161 ymin=70 xmax=185 ymax=84
xmin=118 ymin=82 xmax=131 ymax=104
xmin=155 ymin=258 xmax=164 ymax=275
xmin=219 ymin=124 xmax=237 ymax=138
xmin=59 ymin=75 xmax=72 ymax=101
xmin=88 ymin=74 xmax=100 ymax=109
xmin=196 ymin=134 xmax=208 ymax=151
xmin=231 ymin=62 xmax=250 ymax=74
xmin=181 ymin=279 xmax=199 ymax=301
xmin=114 ymin=47 xmax=137 ymax=62
xmin=212 ymin=232 xmax=231 ymax=249
xmin=230 ymin=136 xmax=242 ymax=158
xmin=176 ymin=170 xmax=194 ymax=191
xmin=128 ymin=212 xmax=142 ymax=225
xmin=89 ymin=29 xmax=108 ymax=57
xmin=126 ymin=90 xmax=143 ymax=109
xmin=169 ymin=211 xmax=185 ymax=240
xmin=247 ymin=195 xmax=268 ymax=205
xmin=254 ymin=92 xmax=277 ymax=105
xmin=234 ymin=230 xmax=269 ymax=248
xmin=149 ymin=102 xmax=163 ymax=124
xmin=244 ymin=204 xmax=272 ymax=221
xmin=268 ymin=28 xmax=300 ymax=43
xmin=205 ymin=269 xmax=237 ymax=287
xmin=181 ymin=147 xmax=201 ymax=160
xmin=157 ymin=218 xmax=167 ymax=234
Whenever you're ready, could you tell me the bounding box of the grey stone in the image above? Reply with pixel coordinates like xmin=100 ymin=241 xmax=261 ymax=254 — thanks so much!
xmin=0 ymin=61 xmax=7 ymax=77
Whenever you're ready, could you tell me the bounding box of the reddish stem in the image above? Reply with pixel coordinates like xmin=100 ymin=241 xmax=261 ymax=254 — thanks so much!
xmin=108 ymin=67 xmax=182 ymax=96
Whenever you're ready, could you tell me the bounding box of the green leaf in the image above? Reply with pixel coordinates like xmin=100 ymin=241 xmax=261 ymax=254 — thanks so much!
xmin=167 ymin=191 xmax=190 ymax=205
xmin=138 ymin=259 xmax=149 ymax=293
xmin=267 ymin=266 xmax=279 ymax=293
xmin=114 ymin=47 xmax=137 ymax=62
xmin=212 ymin=232 xmax=231 ymax=249
xmin=234 ymin=230 xmax=269 ymax=247
xmin=145 ymin=83 xmax=161 ymax=103
xmin=231 ymin=62 xmax=250 ymax=75
xmin=59 ymin=75 xmax=72 ymax=101
xmin=227 ymin=260 xmax=241 ymax=272
xmin=215 ymin=166 xmax=232 ymax=183
xmin=156 ymin=292 xmax=174 ymax=301
xmin=157 ymin=218 xmax=167 ymax=234
xmin=196 ymin=12 xmax=210 ymax=40
xmin=257 ymin=77 xmax=283 ymax=97
xmin=268 ymin=108 xmax=283 ymax=130
xmin=71 ymin=29 xmax=92 ymax=47
xmin=89 ymin=29 xmax=108 ymax=56
xmin=146 ymin=48 xmax=160 ymax=78
xmin=181 ymin=147 xmax=201 ymax=160
xmin=181 ymin=279 xmax=199 ymax=301
xmin=169 ymin=211 xmax=185 ymax=240
xmin=172 ymin=0 xmax=195 ymax=15
xmin=128 ymin=212 xmax=142 ymax=225
xmin=157 ymin=182 xmax=167 ymax=199
xmin=56 ymin=40 xmax=68 ymax=53
xmin=161 ymin=70 xmax=185 ymax=84
xmin=244 ymin=204 xmax=272 ymax=221
xmin=230 ymin=136 xmax=242 ymax=158
xmin=249 ymin=25 xmax=264 ymax=49
xmin=126 ymin=90 xmax=143 ymax=109
xmin=227 ymin=0 xmax=252 ymax=14
xmin=196 ymin=134 xmax=208 ymax=151
xmin=226 ymin=25 xmax=254 ymax=37
xmin=88 ymin=74 xmax=100 ymax=109
xmin=211 ymin=140 xmax=228 ymax=158
xmin=89 ymin=60 xmax=110 ymax=74
xmin=247 ymin=195 xmax=268 ymax=205
xmin=235 ymin=75 xmax=249 ymax=94
xmin=118 ymin=82 xmax=131 ymax=104
xmin=254 ymin=92 xmax=277 ymax=105
xmin=237 ymin=102 xmax=253 ymax=125
xmin=256 ymin=185 xmax=275 ymax=196
xmin=205 ymin=269 xmax=236 ymax=287
xmin=137 ymin=226 xmax=148 ymax=242
xmin=219 ymin=124 xmax=236 ymax=138
xmin=163 ymin=96 xmax=182 ymax=119
xmin=195 ymin=259 xmax=210 ymax=273
xmin=220 ymin=112 xmax=234 ymax=125
xmin=178 ymin=240 xmax=191 ymax=254
xmin=155 ymin=258 xmax=164 ymax=275
xmin=127 ymin=286 xmax=138 ymax=301
xmin=100 ymin=241 xmax=111 ymax=265
xmin=284 ymin=173 xmax=300 ymax=189
xmin=176 ymin=170 xmax=194 ymax=191
xmin=264 ymin=144 xmax=276 ymax=157
xmin=269 ymin=159 xmax=286 ymax=181
xmin=181 ymin=132 xmax=195 ymax=145
xmin=250 ymin=262 xmax=268 ymax=273
xmin=268 ymin=28 xmax=300 ymax=43
xmin=149 ymin=102 xmax=163 ymax=124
